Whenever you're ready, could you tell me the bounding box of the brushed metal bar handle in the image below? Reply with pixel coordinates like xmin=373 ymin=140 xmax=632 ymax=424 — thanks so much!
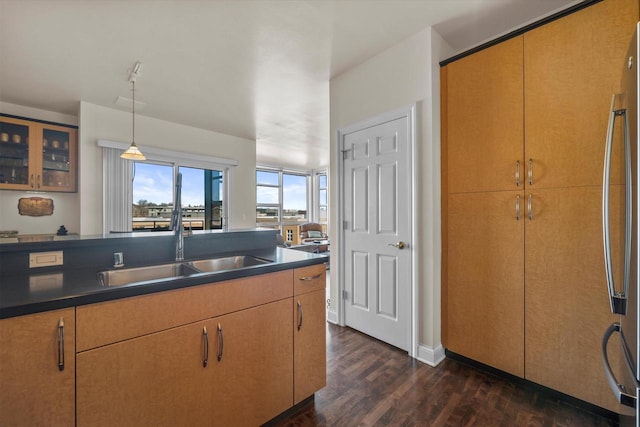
xmin=202 ymin=326 xmax=209 ymax=368
xmin=297 ymin=301 xmax=303 ymax=331
xmin=57 ymin=317 xmax=65 ymax=372
xmin=601 ymin=323 xmax=637 ymax=408
xmin=216 ymin=323 xmax=223 ymax=362
xmin=515 ymin=195 xmax=520 ymax=221
xmin=528 ymin=159 xmax=533 ymax=186
xmin=299 ymin=273 xmax=322 ymax=281
xmin=527 ymin=194 xmax=533 ymax=220
xmin=515 ymin=160 xmax=520 ymax=187
xmin=603 ymin=94 xmax=629 ymax=315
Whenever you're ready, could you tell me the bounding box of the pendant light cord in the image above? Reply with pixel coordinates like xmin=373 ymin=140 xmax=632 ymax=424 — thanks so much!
xmin=131 ymin=80 xmax=136 ymax=144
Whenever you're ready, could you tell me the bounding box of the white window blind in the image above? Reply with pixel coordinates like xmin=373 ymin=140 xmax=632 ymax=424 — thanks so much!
xmin=102 ymin=147 xmax=133 ymax=234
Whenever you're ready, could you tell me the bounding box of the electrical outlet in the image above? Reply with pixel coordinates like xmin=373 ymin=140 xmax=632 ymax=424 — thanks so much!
xmin=29 ymin=251 xmax=64 ymax=268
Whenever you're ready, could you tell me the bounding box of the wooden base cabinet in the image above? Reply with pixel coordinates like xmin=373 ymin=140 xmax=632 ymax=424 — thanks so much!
xmin=293 ymin=264 xmax=328 ymax=404
xmin=525 ymin=187 xmax=623 ymax=410
xmin=213 ymin=299 xmax=293 ymax=426
xmin=446 ymin=191 xmax=524 ymax=377
xmin=0 ymin=308 xmax=75 ymax=426
xmin=77 ymin=320 xmax=213 ymax=427
xmin=73 ymin=268 xmax=326 ymax=426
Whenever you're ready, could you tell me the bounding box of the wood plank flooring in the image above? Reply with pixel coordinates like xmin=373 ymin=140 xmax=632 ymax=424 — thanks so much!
xmin=270 ymin=323 xmax=618 ymax=427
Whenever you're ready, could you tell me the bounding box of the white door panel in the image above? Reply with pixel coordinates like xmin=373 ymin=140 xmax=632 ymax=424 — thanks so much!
xmin=342 ymin=115 xmax=411 ymax=351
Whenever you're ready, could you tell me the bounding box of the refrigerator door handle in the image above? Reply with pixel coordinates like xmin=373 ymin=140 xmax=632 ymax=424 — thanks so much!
xmin=601 ymin=322 xmax=638 ymax=408
xmin=602 ymin=93 xmax=630 ymax=315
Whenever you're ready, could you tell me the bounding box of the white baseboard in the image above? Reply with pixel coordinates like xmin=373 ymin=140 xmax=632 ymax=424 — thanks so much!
xmin=416 ymin=343 xmax=445 ymax=367
xmin=326 ymin=309 xmax=339 ymax=324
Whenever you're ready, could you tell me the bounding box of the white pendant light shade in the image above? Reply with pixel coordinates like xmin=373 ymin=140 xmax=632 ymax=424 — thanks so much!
xmin=121 ymin=65 xmax=146 ymax=160
xmin=121 ymin=141 xmax=146 ymax=160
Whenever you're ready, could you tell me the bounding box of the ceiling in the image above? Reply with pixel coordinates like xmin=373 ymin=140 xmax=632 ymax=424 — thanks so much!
xmin=0 ymin=0 xmax=580 ymax=170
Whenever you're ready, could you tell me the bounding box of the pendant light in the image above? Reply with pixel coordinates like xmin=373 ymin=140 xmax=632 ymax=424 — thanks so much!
xmin=121 ymin=62 xmax=146 ymax=160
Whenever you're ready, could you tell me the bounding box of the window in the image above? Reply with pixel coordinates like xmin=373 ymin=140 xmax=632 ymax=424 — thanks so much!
xmin=100 ymin=140 xmax=236 ymax=235
xmin=256 ymin=168 xmax=309 ymax=236
xmin=131 ymin=163 xmax=225 ymax=232
xmin=316 ymin=172 xmax=327 ymax=224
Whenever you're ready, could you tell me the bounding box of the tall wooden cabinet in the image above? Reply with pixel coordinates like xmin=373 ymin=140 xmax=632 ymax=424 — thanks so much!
xmin=0 ymin=308 xmax=75 ymax=426
xmin=442 ymin=0 xmax=638 ymax=411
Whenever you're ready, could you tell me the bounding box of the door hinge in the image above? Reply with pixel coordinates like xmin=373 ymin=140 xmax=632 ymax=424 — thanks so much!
xmin=342 ymin=289 xmax=348 ymax=300
xmin=343 ymin=220 xmax=348 ymax=230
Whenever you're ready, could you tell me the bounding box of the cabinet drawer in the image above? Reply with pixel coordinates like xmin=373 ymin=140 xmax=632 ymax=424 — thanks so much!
xmin=76 ymin=270 xmax=293 ymax=352
xmin=294 ymin=264 xmax=326 ymax=296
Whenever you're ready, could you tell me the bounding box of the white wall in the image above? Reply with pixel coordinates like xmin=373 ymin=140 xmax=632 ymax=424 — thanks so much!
xmin=329 ymin=28 xmax=454 ymax=359
xmin=0 ymin=101 xmax=257 ymax=235
xmin=78 ymin=102 xmax=257 ymax=234
xmin=0 ymin=102 xmax=80 ymax=235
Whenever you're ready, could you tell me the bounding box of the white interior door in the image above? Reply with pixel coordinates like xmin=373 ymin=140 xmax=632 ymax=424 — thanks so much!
xmin=341 ymin=113 xmax=412 ymax=351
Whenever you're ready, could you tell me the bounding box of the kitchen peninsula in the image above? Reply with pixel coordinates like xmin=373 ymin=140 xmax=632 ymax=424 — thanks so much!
xmin=0 ymin=228 xmax=328 ymax=426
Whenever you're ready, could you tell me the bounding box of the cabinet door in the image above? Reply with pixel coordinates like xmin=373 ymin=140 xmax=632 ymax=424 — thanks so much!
xmin=0 ymin=308 xmax=75 ymax=426
xmin=76 ymin=320 xmax=213 ymax=427
xmin=213 ymin=298 xmax=293 ymax=426
xmin=525 ymin=186 xmax=623 ymax=411
xmin=524 ymin=0 xmax=639 ymax=189
xmin=39 ymin=125 xmax=77 ymax=192
xmin=446 ymin=36 xmax=524 ymax=194
xmin=294 ymin=289 xmax=327 ymax=404
xmin=0 ymin=117 xmax=32 ymax=189
xmin=446 ymin=191 xmax=524 ymax=377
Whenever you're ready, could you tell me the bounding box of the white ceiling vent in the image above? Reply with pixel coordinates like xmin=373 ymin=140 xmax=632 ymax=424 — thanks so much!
xmin=114 ymin=96 xmax=146 ymax=110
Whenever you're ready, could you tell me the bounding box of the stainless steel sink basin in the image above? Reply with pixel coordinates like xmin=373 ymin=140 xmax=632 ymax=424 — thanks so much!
xmin=97 ymin=262 xmax=199 ymax=286
xmin=97 ymin=256 xmax=272 ymax=286
xmin=185 ymin=255 xmax=271 ymax=273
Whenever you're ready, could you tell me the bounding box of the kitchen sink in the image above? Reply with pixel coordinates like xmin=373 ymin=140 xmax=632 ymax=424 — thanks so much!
xmin=185 ymin=255 xmax=272 ymax=273
xmin=97 ymin=256 xmax=272 ymax=287
xmin=97 ymin=262 xmax=200 ymax=286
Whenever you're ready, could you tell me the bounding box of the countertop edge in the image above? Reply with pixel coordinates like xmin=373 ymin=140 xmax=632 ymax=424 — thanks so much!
xmin=0 ymin=251 xmax=328 ymax=319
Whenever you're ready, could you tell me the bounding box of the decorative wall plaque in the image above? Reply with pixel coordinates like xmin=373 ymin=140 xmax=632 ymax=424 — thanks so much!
xmin=18 ymin=197 xmax=54 ymax=216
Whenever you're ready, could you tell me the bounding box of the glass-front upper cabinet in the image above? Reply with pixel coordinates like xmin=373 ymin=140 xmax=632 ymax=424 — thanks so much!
xmin=0 ymin=115 xmax=77 ymax=192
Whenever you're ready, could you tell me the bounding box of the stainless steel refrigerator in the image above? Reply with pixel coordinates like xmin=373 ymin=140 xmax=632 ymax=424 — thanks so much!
xmin=602 ymin=21 xmax=640 ymax=427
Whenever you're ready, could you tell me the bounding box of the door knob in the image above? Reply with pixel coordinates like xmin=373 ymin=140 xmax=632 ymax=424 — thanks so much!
xmin=388 ymin=241 xmax=406 ymax=249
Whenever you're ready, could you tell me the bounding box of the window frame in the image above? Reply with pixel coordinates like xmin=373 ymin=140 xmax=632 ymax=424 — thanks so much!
xmin=99 ymin=139 xmax=235 ymax=234
xmin=256 ymin=167 xmax=311 ymax=232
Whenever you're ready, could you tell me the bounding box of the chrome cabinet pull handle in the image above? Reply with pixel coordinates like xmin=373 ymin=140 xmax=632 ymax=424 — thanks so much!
xmin=515 ymin=160 xmax=520 ymax=187
xmin=297 ymin=301 xmax=303 ymax=331
xmin=527 ymin=194 xmax=533 ymax=220
xmin=515 ymin=195 xmax=520 ymax=221
xmin=299 ymin=273 xmax=322 ymax=281
xmin=57 ymin=317 xmax=65 ymax=371
xmin=601 ymin=323 xmax=637 ymax=408
xmin=603 ymin=94 xmax=630 ymax=315
xmin=202 ymin=326 xmax=209 ymax=367
xmin=216 ymin=323 xmax=223 ymax=362
xmin=528 ymin=159 xmax=533 ymax=186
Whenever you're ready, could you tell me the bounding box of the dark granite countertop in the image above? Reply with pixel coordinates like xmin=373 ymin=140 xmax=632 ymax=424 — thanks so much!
xmin=0 ymin=230 xmax=328 ymax=319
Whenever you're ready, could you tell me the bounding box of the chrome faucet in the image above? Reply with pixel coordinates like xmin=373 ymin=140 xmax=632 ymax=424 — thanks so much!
xmin=171 ymin=173 xmax=184 ymax=261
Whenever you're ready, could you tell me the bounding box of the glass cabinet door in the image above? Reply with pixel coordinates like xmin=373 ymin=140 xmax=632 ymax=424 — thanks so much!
xmin=0 ymin=120 xmax=30 ymax=187
xmin=41 ymin=128 xmax=72 ymax=189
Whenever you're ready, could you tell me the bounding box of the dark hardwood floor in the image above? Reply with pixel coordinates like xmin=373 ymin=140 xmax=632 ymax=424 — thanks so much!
xmin=271 ymin=323 xmax=618 ymax=427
